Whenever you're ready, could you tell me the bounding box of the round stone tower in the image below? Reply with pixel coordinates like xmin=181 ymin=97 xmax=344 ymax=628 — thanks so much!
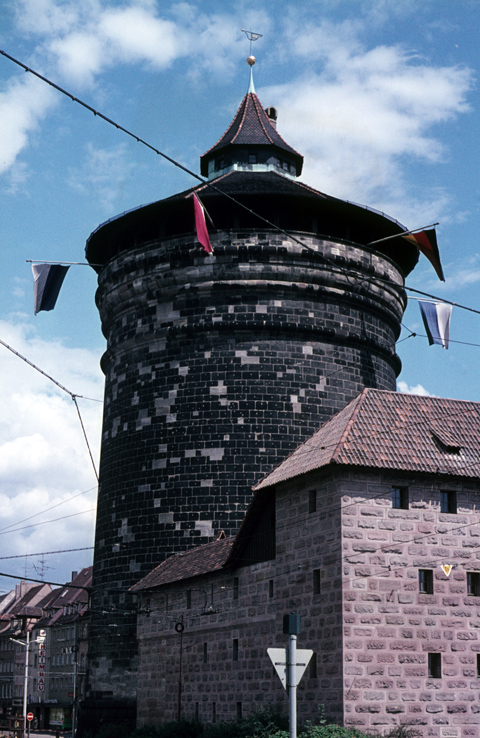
xmin=83 ymin=73 xmax=418 ymax=721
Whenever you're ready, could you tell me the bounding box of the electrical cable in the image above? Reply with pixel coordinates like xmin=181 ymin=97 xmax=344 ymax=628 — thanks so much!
xmin=0 ymin=487 xmax=97 ymax=534
xmin=0 ymin=509 xmax=96 ymax=536
xmin=0 ymin=547 xmax=93 ymax=561
xmin=0 ymin=337 xmax=100 ymax=479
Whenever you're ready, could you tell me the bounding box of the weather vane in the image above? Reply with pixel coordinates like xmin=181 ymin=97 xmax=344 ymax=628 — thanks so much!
xmin=241 ymin=29 xmax=263 ymax=92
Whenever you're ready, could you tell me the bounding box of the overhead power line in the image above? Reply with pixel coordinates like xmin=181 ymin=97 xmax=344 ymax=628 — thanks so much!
xmin=0 ymin=337 xmax=99 ymax=480
xmin=0 ymin=547 xmax=93 ymax=561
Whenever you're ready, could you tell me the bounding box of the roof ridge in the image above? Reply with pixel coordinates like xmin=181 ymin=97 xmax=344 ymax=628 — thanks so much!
xmin=251 ymin=94 xmax=275 ymax=145
xmin=330 ymin=388 xmax=369 ymax=463
xmin=230 ymin=94 xmax=252 ymax=145
xmin=201 ymin=95 xmax=248 ymax=159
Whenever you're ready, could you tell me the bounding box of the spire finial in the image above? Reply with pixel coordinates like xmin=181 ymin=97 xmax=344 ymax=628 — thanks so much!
xmin=242 ymin=29 xmax=262 ymax=94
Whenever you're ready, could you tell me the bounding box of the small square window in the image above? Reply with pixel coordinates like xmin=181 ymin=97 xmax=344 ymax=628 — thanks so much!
xmin=428 ymin=653 xmax=441 ymax=678
xmin=309 ymin=489 xmax=317 ymax=513
xmin=248 ymin=153 xmax=257 ymax=164
xmin=467 ymin=572 xmax=480 ymax=596
xmin=440 ymin=490 xmax=457 ymax=514
xmin=419 ymin=569 xmax=434 ymax=594
xmin=392 ymin=487 xmax=409 ymax=509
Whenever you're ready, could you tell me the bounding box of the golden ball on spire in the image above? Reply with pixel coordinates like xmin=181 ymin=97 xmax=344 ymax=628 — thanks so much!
xmin=246 ymin=55 xmax=256 ymax=66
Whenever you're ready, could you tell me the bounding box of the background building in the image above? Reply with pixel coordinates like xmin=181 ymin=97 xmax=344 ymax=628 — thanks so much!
xmin=30 ymin=567 xmax=92 ymax=733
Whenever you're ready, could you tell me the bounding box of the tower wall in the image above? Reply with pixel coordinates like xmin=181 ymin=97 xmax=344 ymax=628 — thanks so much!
xmin=87 ymin=227 xmax=407 ymax=702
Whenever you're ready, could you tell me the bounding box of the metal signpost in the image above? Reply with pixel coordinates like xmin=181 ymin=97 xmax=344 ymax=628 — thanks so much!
xmin=26 ymin=712 xmax=33 ymax=738
xmin=267 ymin=614 xmax=313 ymax=738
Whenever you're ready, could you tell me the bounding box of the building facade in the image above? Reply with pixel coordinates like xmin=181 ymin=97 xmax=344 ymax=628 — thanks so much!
xmin=0 ymin=581 xmax=52 ymax=727
xmin=133 ymin=390 xmax=480 ymax=737
xmin=29 ymin=567 xmax=92 ymax=733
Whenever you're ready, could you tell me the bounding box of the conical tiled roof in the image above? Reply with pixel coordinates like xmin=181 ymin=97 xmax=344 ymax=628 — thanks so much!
xmin=200 ymin=92 xmax=303 ymax=178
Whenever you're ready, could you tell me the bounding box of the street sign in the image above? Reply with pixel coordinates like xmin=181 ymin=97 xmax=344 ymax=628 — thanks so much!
xmin=27 ymin=713 xmax=34 ymax=722
xmin=267 ymin=647 xmax=313 ymax=690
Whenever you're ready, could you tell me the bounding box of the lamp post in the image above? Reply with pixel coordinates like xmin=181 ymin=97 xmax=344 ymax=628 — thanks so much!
xmin=10 ymin=629 xmax=31 ymax=738
xmin=11 ymin=622 xmax=44 ymax=738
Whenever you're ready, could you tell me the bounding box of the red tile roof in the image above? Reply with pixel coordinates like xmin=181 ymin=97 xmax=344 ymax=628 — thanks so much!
xmin=130 ymin=537 xmax=234 ymax=592
xmin=253 ymin=388 xmax=480 ymax=490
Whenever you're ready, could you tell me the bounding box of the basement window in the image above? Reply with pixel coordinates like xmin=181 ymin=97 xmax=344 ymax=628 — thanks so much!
xmin=428 ymin=653 xmax=441 ymax=679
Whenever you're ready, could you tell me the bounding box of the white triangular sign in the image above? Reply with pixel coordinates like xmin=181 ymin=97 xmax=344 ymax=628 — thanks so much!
xmin=268 ymin=648 xmax=287 ymax=689
xmin=267 ymin=648 xmax=314 ymax=690
xmin=441 ymin=564 xmax=453 ymax=577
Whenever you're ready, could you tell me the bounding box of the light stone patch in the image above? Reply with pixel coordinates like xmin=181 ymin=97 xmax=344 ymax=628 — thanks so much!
xmin=201 ymin=448 xmax=224 ymax=461
xmin=195 ymin=520 xmax=214 ymax=537
xmin=210 ymin=381 xmax=227 ymax=396
xmin=158 ymin=513 xmax=174 ymax=524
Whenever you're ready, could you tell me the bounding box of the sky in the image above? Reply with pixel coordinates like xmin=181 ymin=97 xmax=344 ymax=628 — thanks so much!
xmin=0 ymin=0 xmax=479 ymax=592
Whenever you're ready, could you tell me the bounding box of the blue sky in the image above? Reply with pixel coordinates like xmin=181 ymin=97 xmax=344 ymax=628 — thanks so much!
xmin=0 ymin=0 xmax=478 ymax=590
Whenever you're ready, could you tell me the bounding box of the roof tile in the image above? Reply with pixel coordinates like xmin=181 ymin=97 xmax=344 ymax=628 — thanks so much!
xmin=254 ymin=388 xmax=480 ymax=489
xmin=131 ymin=538 xmax=234 ymax=592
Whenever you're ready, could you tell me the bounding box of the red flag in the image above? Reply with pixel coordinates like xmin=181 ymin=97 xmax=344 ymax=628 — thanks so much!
xmin=193 ymin=193 xmax=213 ymax=254
xmin=402 ymin=229 xmax=444 ymax=281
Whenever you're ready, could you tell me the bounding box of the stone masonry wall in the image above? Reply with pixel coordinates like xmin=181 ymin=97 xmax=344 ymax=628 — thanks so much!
xmin=341 ymin=471 xmax=480 ymax=737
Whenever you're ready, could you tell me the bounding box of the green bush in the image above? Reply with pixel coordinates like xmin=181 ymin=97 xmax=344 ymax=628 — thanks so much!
xmin=85 ymin=714 xmax=423 ymax=738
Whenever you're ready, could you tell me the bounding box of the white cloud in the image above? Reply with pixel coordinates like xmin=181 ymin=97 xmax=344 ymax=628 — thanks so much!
xmin=0 ymin=319 xmax=103 ymax=582
xmin=99 ymin=6 xmax=182 ymax=68
xmin=0 ymin=75 xmax=57 ymax=177
xmin=397 ymin=381 xmax=434 ymax=396
xmin=48 ymin=32 xmax=106 ymax=87
xmin=263 ymin=24 xmax=473 ymax=218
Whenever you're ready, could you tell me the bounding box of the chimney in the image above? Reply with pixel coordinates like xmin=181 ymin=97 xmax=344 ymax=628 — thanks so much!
xmin=265 ymin=106 xmax=278 ymax=128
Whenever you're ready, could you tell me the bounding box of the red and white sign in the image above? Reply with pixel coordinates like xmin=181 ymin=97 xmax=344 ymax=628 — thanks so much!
xmin=27 ymin=713 xmax=34 ymax=722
